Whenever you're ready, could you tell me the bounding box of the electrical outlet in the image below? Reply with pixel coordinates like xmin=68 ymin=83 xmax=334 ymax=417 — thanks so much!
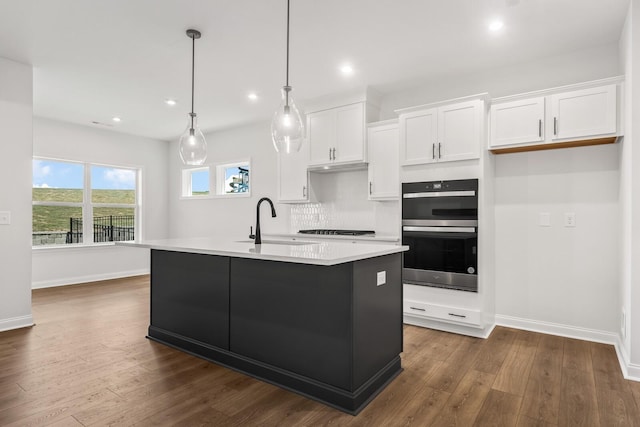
xmin=539 ymin=212 xmax=551 ymax=227
xmin=564 ymin=212 xmax=576 ymax=227
xmin=0 ymin=211 xmax=10 ymax=225
xmin=377 ymin=271 xmax=386 ymax=286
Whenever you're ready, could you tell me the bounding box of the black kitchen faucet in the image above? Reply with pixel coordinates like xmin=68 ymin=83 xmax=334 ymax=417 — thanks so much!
xmin=253 ymin=197 xmax=276 ymax=244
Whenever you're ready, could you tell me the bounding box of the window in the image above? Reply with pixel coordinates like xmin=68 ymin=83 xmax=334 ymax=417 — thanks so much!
xmin=181 ymin=160 xmax=250 ymax=199
xmin=216 ymin=160 xmax=250 ymax=196
xmin=32 ymin=158 xmax=140 ymax=247
xmin=181 ymin=167 xmax=210 ymax=197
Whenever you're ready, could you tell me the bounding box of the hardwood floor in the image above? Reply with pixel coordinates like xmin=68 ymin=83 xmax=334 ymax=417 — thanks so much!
xmin=1 ymin=276 xmax=639 ymax=426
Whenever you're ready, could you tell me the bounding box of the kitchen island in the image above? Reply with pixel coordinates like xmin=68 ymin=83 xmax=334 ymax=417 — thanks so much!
xmin=121 ymin=237 xmax=408 ymax=414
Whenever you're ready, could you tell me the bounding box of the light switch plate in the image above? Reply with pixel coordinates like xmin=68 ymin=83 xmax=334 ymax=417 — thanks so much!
xmin=539 ymin=212 xmax=551 ymax=227
xmin=376 ymin=271 xmax=386 ymax=286
xmin=564 ymin=212 xmax=576 ymax=227
xmin=0 ymin=211 xmax=10 ymax=225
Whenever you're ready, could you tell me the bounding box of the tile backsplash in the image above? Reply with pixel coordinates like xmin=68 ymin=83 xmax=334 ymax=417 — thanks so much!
xmin=289 ymin=169 xmax=400 ymax=236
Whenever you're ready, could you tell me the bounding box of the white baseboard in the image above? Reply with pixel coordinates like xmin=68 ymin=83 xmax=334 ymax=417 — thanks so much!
xmin=0 ymin=314 xmax=34 ymax=332
xmin=32 ymin=269 xmax=149 ymax=289
xmin=495 ymin=314 xmax=619 ymax=345
xmin=614 ymin=336 xmax=640 ymax=381
xmin=495 ymin=314 xmax=640 ymax=383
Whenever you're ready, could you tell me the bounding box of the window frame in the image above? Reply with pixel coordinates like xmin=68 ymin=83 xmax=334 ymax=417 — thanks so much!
xmin=180 ymin=166 xmax=211 ymax=199
xmin=32 ymin=157 xmax=142 ymax=248
xmin=214 ymin=159 xmax=251 ymax=198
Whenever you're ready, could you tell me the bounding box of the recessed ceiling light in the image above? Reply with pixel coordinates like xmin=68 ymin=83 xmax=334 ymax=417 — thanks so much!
xmin=112 ymin=117 xmax=121 ymax=123
xmin=248 ymin=93 xmax=258 ymax=101
xmin=489 ymin=20 xmax=504 ymax=32
xmin=340 ymin=64 xmax=354 ymax=76
xmin=165 ymin=98 xmax=177 ymax=106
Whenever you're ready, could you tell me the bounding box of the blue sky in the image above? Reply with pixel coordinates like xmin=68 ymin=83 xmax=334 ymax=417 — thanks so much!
xmin=33 ymin=160 xmax=135 ymax=190
xmin=191 ymin=169 xmax=209 ymax=192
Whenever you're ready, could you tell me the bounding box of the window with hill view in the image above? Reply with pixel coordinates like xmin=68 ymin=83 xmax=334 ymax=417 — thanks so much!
xmin=32 ymin=159 xmax=139 ymax=246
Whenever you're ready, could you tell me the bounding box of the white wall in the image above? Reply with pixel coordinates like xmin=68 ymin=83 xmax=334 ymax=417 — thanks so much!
xmin=494 ymin=145 xmax=619 ymax=333
xmin=621 ymin=0 xmax=640 ymax=373
xmin=380 ymin=43 xmax=621 ymax=119
xmin=169 ymin=121 xmax=290 ymax=240
xmin=31 ymin=117 xmax=170 ymax=289
xmin=0 ymin=57 xmax=33 ymax=331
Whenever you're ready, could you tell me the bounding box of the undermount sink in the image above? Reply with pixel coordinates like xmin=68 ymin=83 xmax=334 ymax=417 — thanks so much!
xmin=236 ymin=239 xmax=317 ymax=246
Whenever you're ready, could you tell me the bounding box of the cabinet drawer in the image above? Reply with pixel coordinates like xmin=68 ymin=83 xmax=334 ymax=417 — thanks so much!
xmin=403 ymin=299 xmax=482 ymax=327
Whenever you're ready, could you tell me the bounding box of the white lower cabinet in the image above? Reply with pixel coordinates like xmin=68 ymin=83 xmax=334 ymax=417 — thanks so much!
xmin=403 ymin=299 xmax=482 ymax=328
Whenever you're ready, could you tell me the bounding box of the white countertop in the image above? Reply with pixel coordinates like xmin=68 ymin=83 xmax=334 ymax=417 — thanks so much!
xmin=119 ymin=237 xmax=408 ymax=266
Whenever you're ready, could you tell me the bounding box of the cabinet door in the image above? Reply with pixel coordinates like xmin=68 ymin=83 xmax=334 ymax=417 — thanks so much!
xmin=490 ymin=97 xmax=545 ymax=148
xmin=307 ymin=109 xmax=335 ymax=166
xmin=335 ymin=103 xmax=365 ymax=164
xmin=399 ymin=108 xmax=438 ymax=165
xmin=438 ymin=100 xmax=482 ymax=162
xmin=550 ymin=84 xmax=617 ymax=141
xmin=368 ymin=123 xmax=399 ymax=200
xmin=277 ymin=140 xmax=310 ymax=203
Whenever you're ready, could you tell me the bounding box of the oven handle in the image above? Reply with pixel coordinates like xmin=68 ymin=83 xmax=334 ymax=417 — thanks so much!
xmin=402 ymin=190 xmax=476 ymax=199
xmin=403 ymin=226 xmax=476 ymax=233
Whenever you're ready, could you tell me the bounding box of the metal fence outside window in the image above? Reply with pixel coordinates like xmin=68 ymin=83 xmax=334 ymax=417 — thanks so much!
xmin=67 ymin=215 xmax=135 ymax=243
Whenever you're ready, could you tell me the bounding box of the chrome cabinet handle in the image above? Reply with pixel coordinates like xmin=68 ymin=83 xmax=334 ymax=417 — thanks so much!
xmin=328 ymin=148 xmax=331 ymax=160
xmin=554 ymin=117 xmax=557 ymax=135
xmin=448 ymin=313 xmax=467 ymax=318
xmin=303 ymin=186 xmax=307 ymax=197
xmin=410 ymin=306 xmax=426 ymax=311
xmin=432 ymin=143 xmax=435 ymax=159
xmin=332 ymin=147 xmax=336 ymax=160
xmin=438 ymin=143 xmax=442 ymax=159
xmin=538 ymin=119 xmax=542 ymax=138
xmin=369 ymin=182 xmax=372 ymax=195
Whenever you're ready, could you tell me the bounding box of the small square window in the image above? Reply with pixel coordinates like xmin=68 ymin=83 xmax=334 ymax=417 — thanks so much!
xmin=182 ymin=167 xmax=210 ymax=197
xmin=216 ymin=161 xmax=250 ymax=196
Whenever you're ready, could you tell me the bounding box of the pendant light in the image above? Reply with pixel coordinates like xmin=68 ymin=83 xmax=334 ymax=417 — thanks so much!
xmin=179 ymin=29 xmax=207 ymax=165
xmin=271 ymin=0 xmax=304 ymax=154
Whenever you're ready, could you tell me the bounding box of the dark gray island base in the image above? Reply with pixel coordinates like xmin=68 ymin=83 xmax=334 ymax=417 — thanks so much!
xmin=147 ymin=249 xmax=403 ymax=415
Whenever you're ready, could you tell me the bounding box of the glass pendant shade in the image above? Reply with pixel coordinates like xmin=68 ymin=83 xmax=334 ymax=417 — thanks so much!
xmin=179 ymin=113 xmax=207 ymax=165
xmin=271 ymin=86 xmax=304 ymax=154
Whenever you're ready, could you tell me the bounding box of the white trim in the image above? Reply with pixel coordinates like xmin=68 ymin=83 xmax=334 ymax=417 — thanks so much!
xmin=614 ymin=336 xmax=640 ymax=382
xmin=495 ymin=314 xmax=618 ymax=345
xmin=0 ymin=315 xmax=34 ymax=332
xmin=491 ymin=76 xmax=624 ymax=104
xmin=31 ymin=269 xmax=149 ymax=290
xmin=394 ymin=92 xmax=490 ymax=115
xmin=403 ymin=314 xmax=495 ymax=339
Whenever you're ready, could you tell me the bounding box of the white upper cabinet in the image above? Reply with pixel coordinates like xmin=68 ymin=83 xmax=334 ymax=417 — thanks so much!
xmin=399 ymin=108 xmax=438 ymax=165
xmin=307 ymin=102 xmax=366 ymax=167
xmin=550 ymin=85 xmax=617 ymax=141
xmin=367 ymin=120 xmax=399 ymax=200
xmin=490 ymin=97 xmax=545 ymax=148
xmin=438 ymin=100 xmax=483 ymax=162
xmin=398 ymin=97 xmax=484 ymax=165
xmin=277 ymin=140 xmax=310 ymax=203
xmin=489 ymin=79 xmax=621 ymax=152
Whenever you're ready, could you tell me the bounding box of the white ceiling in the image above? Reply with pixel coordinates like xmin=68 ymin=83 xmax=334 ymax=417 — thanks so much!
xmin=0 ymin=0 xmax=629 ymax=141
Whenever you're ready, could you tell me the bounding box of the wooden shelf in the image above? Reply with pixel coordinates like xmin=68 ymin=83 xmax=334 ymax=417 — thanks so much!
xmin=489 ymin=136 xmax=619 ymax=155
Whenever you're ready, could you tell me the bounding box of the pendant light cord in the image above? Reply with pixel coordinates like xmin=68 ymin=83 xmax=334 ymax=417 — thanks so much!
xmin=286 ymin=0 xmax=290 ymax=87
xmin=191 ymin=33 xmax=195 ymax=129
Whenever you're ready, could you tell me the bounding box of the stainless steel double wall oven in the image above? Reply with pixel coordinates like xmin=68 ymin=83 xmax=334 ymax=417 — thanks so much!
xmin=402 ymin=179 xmax=478 ymax=292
